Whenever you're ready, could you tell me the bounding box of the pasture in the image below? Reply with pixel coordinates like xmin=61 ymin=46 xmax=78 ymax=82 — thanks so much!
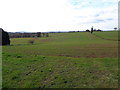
xmin=2 ymin=31 xmax=119 ymax=88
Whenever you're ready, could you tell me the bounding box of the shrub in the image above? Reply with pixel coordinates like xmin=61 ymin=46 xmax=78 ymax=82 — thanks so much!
xmin=28 ymin=40 xmax=34 ymax=44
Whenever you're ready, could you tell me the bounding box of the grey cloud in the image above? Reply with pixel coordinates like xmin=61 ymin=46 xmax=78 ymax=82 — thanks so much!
xmin=77 ymin=19 xmax=106 ymax=25
xmin=94 ymin=14 xmax=100 ymax=17
xmin=76 ymin=16 xmax=87 ymax=18
xmin=106 ymin=18 xmax=113 ymax=21
xmin=96 ymin=19 xmax=105 ymax=22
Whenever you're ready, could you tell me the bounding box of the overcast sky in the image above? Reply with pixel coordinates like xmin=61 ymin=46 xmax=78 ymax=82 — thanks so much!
xmin=0 ymin=0 xmax=119 ymax=32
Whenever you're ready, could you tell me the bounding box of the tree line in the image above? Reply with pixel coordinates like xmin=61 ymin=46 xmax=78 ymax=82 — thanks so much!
xmin=9 ymin=32 xmax=49 ymax=38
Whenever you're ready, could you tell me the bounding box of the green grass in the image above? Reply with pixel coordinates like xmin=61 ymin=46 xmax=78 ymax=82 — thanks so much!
xmin=93 ymin=31 xmax=119 ymax=40
xmin=2 ymin=53 xmax=118 ymax=88
xmin=2 ymin=31 xmax=119 ymax=88
xmin=3 ymin=32 xmax=118 ymax=58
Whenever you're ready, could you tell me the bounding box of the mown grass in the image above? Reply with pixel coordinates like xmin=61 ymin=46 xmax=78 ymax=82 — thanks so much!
xmin=2 ymin=31 xmax=119 ymax=88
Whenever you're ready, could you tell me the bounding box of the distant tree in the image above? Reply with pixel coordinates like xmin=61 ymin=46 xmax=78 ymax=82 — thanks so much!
xmin=37 ymin=32 xmax=41 ymax=37
xmin=43 ymin=33 xmax=46 ymax=37
xmin=97 ymin=29 xmax=102 ymax=31
xmin=91 ymin=26 xmax=93 ymax=34
xmin=114 ymin=27 xmax=117 ymax=30
xmin=93 ymin=29 xmax=96 ymax=31
xmin=86 ymin=29 xmax=90 ymax=32
xmin=69 ymin=31 xmax=75 ymax=33
xmin=46 ymin=33 xmax=49 ymax=37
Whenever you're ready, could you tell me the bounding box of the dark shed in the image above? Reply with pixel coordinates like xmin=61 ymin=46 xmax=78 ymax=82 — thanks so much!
xmin=0 ymin=28 xmax=10 ymax=45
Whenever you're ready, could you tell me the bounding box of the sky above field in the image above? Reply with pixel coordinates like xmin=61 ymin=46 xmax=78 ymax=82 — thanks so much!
xmin=0 ymin=0 xmax=119 ymax=32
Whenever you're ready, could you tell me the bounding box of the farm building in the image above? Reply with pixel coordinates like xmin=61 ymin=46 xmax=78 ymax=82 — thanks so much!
xmin=0 ymin=28 xmax=10 ymax=45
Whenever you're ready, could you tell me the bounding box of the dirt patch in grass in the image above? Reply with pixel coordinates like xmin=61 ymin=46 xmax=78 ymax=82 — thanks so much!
xmin=73 ymin=43 xmax=118 ymax=48
xmin=58 ymin=54 xmax=118 ymax=58
xmin=57 ymin=43 xmax=118 ymax=58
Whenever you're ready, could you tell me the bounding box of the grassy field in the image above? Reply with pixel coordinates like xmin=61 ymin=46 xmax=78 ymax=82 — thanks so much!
xmin=2 ymin=31 xmax=119 ymax=88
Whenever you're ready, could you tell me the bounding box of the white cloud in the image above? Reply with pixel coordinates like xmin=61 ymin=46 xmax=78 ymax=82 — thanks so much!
xmin=0 ymin=0 xmax=119 ymax=32
xmin=66 ymin=0 xmax=118 ymax=30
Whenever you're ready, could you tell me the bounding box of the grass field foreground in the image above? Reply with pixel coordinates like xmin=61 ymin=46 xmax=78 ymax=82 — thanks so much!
xmin=2 ymin=31 xmax=119 ymax=88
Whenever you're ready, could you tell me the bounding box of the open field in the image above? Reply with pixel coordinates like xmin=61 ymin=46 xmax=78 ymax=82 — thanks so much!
xmin=2 ymin=31 xmax=119 ymax=88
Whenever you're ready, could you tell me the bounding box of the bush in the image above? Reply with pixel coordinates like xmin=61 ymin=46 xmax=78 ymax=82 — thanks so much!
xmin=28 ymin=40 xmax=34 ymax=44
